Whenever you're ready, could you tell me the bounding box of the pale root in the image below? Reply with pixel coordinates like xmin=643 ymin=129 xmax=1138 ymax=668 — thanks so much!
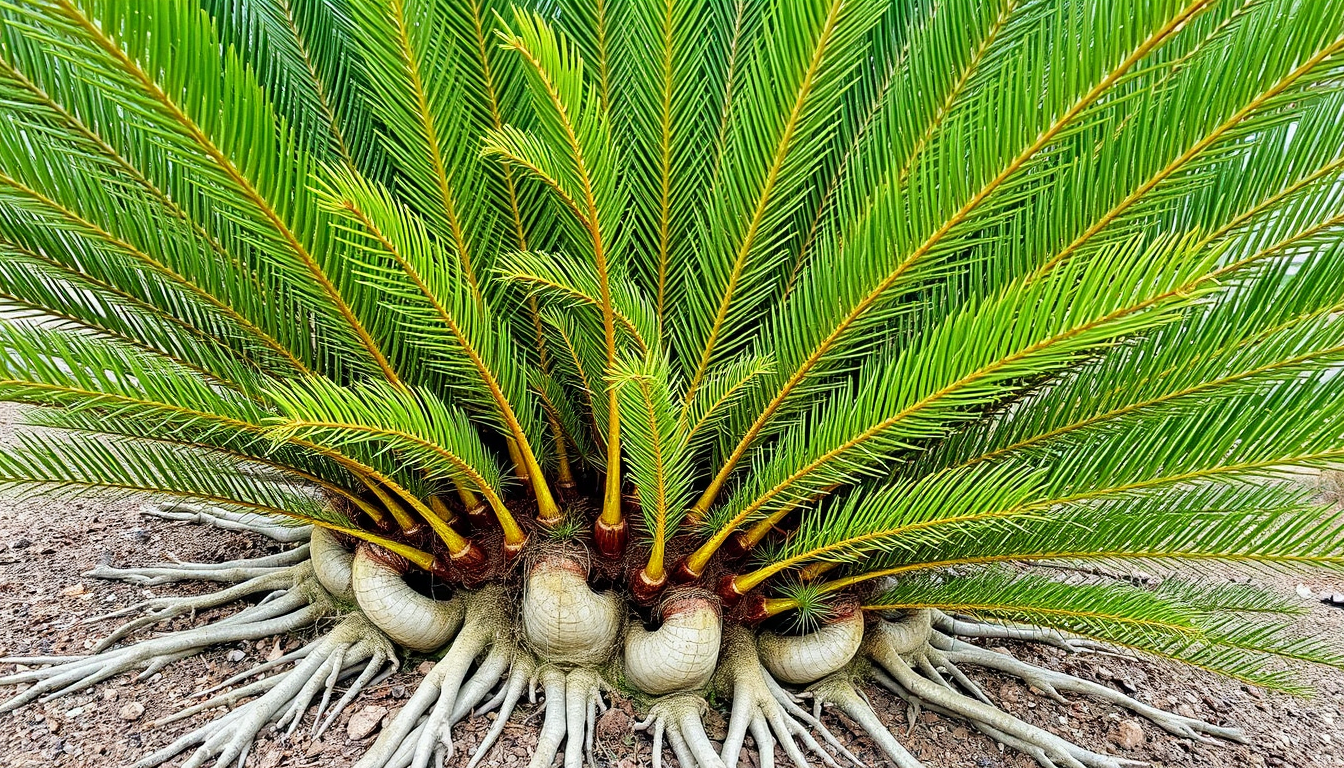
xmin=715 ymin=625 xmax=856 ymax=768
xmin=352 ymin=547 xmax=463 ymax=652
xmin=141 ymin=502 xmax=311 ymax=543
xmin=625 ymin=592 xmax=721 ymax=695
xmin=757 ymin=608 xmax=864 ymax=685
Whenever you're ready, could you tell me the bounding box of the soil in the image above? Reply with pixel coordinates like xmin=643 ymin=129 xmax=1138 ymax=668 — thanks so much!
xmin=0 ymin=401 xmax=1341 ymax=768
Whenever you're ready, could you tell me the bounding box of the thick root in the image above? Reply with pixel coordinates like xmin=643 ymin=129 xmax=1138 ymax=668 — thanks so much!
xmin=356 ymin=585 xmax=514 ymax=768
xmin=928 ymin=631 xmax=1245 ymax=743
xmin=715 ymin=625 xmax=856 ymax=768
xmin=865 ymin=612 xmax=1149 ymax=768
xmin=84 ymin=543 xmax=311 ymax=586
xmin=528 ymin=665 xmax=610 ymax=768
xmin=625 ymin=590 xmax=721 ymax=695
xmin=85 ymin=561 xmax=318 ymax=653
xmin=636 ymin=693 xmax=727 ymax=768
xmin=506 ymin=551 xmax=620 ymax=768
xmin=807 ymin=666 xmax=923 ymax=768
xmin=930 ymin=610 xmax=1100 ymax=653
xmin=464 ymin=651 xmax=536 ymax=768
xmin=131 ymin=612 xmax=397 ymax=768
xmin=142 ymin=502 xmax=311 ymax=543
xmin=0 ymin=580 xmax=332 ymax=713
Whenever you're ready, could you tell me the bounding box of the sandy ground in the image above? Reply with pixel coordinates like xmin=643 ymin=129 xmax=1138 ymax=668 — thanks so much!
xmin=0 ymin=401 xmax=1342 ymax=768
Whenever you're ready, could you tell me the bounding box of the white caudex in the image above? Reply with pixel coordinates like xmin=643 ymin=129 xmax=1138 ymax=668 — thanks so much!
xmin=309 ymin=525 xmax=356 ymax=600
xmin=757 ymin=608 xmax=864 ymax=685
xmin=623 ymin=591 xmax=728 ymax=768
xmin=352 ymin=545 xmax=464 ymax=652
xmin=521 ymin=553 xmax=623 ymax=666
xmin=517 ymin=552 xmax=622 ymax=768
xmin=624 ymin=590 xmax=721 ymax=695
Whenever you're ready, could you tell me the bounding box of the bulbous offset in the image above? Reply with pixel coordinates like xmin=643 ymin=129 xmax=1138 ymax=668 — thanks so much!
xmin=624 ymin=591 xmax=721 ymax=695
xmin=758 ymin=608 xmax=864 ymax=685
xmin=351 ymin=546 xmax=463 ymax=652
xmin=520 ymin=554 xmax=621 ymax=666
xmin=309 ymin=527 xmax=355 ymax=601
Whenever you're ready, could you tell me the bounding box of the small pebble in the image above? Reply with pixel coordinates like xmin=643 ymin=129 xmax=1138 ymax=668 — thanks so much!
xmin=226 ymin=649 xmax=246 ymax=663
xmin=1115 ymin=719 xmax=1144 ymax=750
xmin=346 ymin=705 xmax=388 ymax=740
xmin=118 ymin=702 xmax=145 ymax=721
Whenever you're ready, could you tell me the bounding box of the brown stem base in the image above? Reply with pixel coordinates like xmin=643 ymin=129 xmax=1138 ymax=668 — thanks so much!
xmin=448 ymin=541 xmax=488 ymax=580
xmin=719 ymin=531 xmax=752 ymax=561
xmin=502 ymin=535 xmax=528 ymax=561
xmin=465 ymin=503 xmax=493 ymax=532
xmin=716 ymin=575 xmax=767 ymax=623
xmin=671 ymin=558 xmax=703 ymax=585
xmin=630 ymin=568 xmax=667 ymax=606
xmin=593 ymin=517 xmax=627 ymax=559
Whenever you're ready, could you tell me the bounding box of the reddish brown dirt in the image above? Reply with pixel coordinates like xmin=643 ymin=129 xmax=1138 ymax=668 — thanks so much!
xmin=1 ymin=402 xmax=1341 ymax=767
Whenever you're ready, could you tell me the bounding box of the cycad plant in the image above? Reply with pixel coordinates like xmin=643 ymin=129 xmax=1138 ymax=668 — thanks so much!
xmin=2 ymin=0 xmax=1344 ymax=766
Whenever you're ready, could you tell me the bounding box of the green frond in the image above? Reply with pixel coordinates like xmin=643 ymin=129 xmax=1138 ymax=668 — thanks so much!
xmin=675 ymin=0 xmax=887 ymax=396
xmin=737 ymin=462 xmax=1045 ymax=590
xmin=832 ymin=484 xmax=1344 ymax=593
xmin=0 ymin=323 xmax=412 ymax=498
xmin=611 ymin=354 xmax=694 ymax=554
xmin=706 ymin=232 xmax=1216 ymax=537
xmin=0 ymin=243 xmax=260 ymax=389
xmin=865 ymin=569 xmax=1339 ymax=692
xmin=612 ymin=0 xmax=712 ymax=327
xmin=496 ymin=249 xmax=658 ymax=353
xmin=681 ymin=354 xmax=773 ymax=454
xmin=531 ymin=369 xmax=598 ymax=470
xmin=266 ymin=377 xmax=506 ymax=503
xmin=0 ymin=431 xmax=348 ymax=529
xmin=0 ymin=323 xmax=273 ymax=439
xmin=539 ymin=307 xmax=609 ymax=451
xmin=4 ymin=0 xmax=398 ymax=381
xmin=491 ymin=10 xmax=623 ymax=244
xmin=866 ymin=570 xmax=1207 ymax=649
xmin=317 ymin=168 xmax=540 ymax=450
xmin=200 ymin=0 xmax=373 ymax=171
xmin=343 ymin=0 xmax=496 ymax=295
xmin=698 ymin=0 xmax=1242 ymax=512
